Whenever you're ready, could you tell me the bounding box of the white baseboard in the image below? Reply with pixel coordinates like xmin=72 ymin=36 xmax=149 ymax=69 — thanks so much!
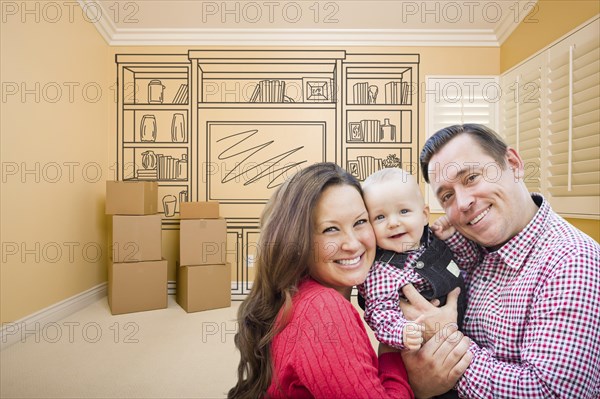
xmin=1 ymin=281 xmax=251 ymax=349
xmin=168 ymin=280 xmax=176 ymax=295
xmin=0 ymin=283 xmax=107 ymax=350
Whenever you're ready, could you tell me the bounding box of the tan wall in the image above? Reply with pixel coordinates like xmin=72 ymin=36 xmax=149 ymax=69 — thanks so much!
xmin=501 ymin=0 xmax=599 ymax=72
xmin=1 ymin=9 xmax=110 ymax=324
xmin=2 ymin=34 xmax=498 ymax=323
xmin=2 ymin=0 xmax=595 ymax=324
xmin=567 ymin=218 xmax=600 ymax=243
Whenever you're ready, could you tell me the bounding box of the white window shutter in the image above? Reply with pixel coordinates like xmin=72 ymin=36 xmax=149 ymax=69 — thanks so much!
xmin=547 ymin=19 xmax=600 ymax=217
xmin=500 ymin=55 xmax=543 ymax=194
xmin=501 ymin=71 xmax=518 ymax=155
xmin=425 ymin=77 xmax=499 ymax=212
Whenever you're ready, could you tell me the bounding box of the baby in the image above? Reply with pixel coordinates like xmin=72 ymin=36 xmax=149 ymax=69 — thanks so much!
xmin=358 ymin=168 xmax=467 ymax=351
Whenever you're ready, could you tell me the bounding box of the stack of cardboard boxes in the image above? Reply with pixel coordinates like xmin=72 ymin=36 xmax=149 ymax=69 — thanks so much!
xmin=177 ymin=201 xmax=231 ymax=313
xmin=105 ymin=181 xmax=168 ymax=315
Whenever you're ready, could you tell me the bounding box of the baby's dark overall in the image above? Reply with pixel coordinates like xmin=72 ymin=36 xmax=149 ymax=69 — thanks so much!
xmin=359 ymin=228 xmax=467 ymax=399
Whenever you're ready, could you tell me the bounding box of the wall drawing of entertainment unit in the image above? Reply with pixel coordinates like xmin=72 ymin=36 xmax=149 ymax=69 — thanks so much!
xmin=116 ymin=50 xmax=420 ymax=297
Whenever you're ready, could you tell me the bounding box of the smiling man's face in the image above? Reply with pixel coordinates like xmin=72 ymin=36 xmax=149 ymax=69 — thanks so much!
xmin=428 ymin=134 xmax=526 ymax=250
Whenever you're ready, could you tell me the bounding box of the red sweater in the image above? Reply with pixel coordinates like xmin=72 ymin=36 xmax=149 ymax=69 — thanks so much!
xmin=266 ymin=278 xmax=414 ymax=399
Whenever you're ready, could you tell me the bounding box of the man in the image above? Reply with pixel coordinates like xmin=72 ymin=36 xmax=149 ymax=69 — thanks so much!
xmin=400 ymin=124 xmax=600 ymax=398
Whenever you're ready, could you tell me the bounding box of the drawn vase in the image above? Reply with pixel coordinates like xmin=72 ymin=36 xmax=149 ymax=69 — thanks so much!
xmin=368 ymin=85 xmax=379 ymax=104
xmin=177 ymin=154 xmax=188 ymax=180
xmin=148 ymin=80 xmax=165 ymax=104
xmin=141 ymin=150 xmax=157 ymax=169
xmin=171 ymin=113 xmax=186 ymax=142
xmin=162 ymin=195 xmax=177 ymax=217
xmin=140 ymin=115 xmax=157 ymax=142
xmin=380 ymin=118 xmax=396 ymax=142
xmin=179 ymin=190 xmax=188 ymax=204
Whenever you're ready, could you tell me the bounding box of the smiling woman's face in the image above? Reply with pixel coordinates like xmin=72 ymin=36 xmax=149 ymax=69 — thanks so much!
xmin=308 ymin=184 xmax=376 ymax=296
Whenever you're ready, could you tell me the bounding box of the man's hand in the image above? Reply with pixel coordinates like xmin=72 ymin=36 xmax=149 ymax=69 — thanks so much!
xmin=431 ymin=215 xmax=456 ymax=241
xmin=400 ymin=284 xmax=459 ymax=342
xmin=401 ymin=326 xmax=473 ymax=398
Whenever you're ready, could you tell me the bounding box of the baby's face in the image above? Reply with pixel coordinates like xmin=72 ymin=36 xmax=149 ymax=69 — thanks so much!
xmin=363 ymin=176 xmax=429 ymax=253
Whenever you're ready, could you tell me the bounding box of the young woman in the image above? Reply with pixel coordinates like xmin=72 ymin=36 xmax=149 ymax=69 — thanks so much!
xmin=228 ymin=162 xmax=413 ymax=399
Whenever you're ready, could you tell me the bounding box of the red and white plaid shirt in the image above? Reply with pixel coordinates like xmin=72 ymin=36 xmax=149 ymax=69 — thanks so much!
xmin=448 ymin=194 xmax=600 ymax=398
xmin=358 ymin=233 xmax=440 ymax=350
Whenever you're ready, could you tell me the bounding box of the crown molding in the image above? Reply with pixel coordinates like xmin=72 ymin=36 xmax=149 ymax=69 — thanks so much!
xmin=77 ymin=0 xmax=117 ymax=44
xmin=92 ymin=27 xmax=501 ymax=47
xmin=495 ymin=0 xmax=537 ymax=45
xmin=80 ymin=0 xmax=529 ymax=47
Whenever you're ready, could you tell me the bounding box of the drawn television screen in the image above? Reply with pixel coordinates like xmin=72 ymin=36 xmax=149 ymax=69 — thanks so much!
xmin=207 ymin=122 xmax=326 ymax=202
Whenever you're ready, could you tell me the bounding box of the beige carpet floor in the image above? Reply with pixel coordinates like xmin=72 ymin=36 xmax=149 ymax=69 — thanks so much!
xmin=1 ymin=296 xmax=241 ymax=399
xmin=1 ymin=295 xmax=375 ymax=398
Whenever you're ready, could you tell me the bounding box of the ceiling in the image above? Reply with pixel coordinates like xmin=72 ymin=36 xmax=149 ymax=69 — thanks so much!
xmin=81 ymin=0 xmax=537 ymax=46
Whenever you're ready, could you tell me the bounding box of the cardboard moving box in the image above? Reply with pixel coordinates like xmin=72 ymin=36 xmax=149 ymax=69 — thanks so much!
xmin=180 ymin=201 xmax=220 ymax=219
xmin=180 ymin=218 xmax=227 ymax=266
xmin=112 ymin=214 xmax=162 ymax=263
xmin=177 ymin=263 xmax=231 ymax=313
xmin=106 ymin=181 xmax=158 ymax=215
xmin=108 ymin=259 xmax=168 ymax=315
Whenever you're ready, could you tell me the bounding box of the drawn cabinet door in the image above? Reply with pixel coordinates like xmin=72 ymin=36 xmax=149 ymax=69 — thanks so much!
xmin=195 ymin=107 xmax=338 ymax=220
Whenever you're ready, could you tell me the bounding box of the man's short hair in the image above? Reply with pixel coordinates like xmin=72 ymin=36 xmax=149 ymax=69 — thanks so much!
xmin=420 ymin=124 xmax=508 ymax=183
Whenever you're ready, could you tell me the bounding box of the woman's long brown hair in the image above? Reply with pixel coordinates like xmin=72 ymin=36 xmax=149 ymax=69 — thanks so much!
xmin=227 ymin=162 xmax=362 ymax=399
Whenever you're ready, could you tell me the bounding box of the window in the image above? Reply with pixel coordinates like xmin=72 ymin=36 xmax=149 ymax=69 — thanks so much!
xmin=425 ymin=76 xmax=500 ymax=212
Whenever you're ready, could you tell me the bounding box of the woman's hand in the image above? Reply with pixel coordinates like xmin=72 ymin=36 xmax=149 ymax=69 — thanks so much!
xmin=399 ymin=284 xmax=459 ymax=342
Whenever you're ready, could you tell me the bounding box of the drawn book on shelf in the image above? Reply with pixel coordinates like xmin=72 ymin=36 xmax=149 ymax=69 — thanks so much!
xmin=172 ymin=84 xmax=188 ymax=104
xmin=353 ymin=82 xmax=369 ymax=104
xmin=385 ymin=81 xmax=411 ymax=105
xmin=250 ymin=80 xmax=288 ymax=103
xmin=348 ymin=155 xmax=384 ymax=180
xmin=136 ymin=153 xmax=188 ymax=180
xmin=360 ymin=119 xmax=381 ymax=142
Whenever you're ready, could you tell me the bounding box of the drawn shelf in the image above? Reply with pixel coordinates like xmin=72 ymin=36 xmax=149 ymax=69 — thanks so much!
xmin=190 ymin=50 xmax=344 ymax=106
xmin=345 ymin=64 xmax=415 ymax=105
xmin=346 ymin=110 xmax=413 ymax=144
xmin=123 ymin=142 xmax=189 ymax=148
xmin=124 ymin=104 xmax=188 ymax=111
xmin=115 ymin=50 xmax=421 ymax=294
xmin=122 ymin=109 xmax=189 ymax=144
xmin=197 ymin=102 xmax=336 ymax=109
xmin=120 ymin=62 xmax=189 ymax=106
xmin=199 ymin=77 xmax=335 ymax=104
xmin=342 ymin=54 xmax=419 ymax=181
xmin=345 ymin=147 xmax=416 ymax=181
xmin=122 ymin=147 xmax=188 ymax=181
xmin=116 ymin=54 xmax=192 ymax=215
xmin=345 ymin=104 xmax=413 ymax=111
